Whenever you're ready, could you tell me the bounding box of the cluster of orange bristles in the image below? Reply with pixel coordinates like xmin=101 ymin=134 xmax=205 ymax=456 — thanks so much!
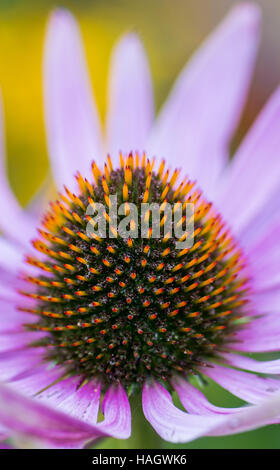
xmin=19 ymin=152 xmax=249 ymax=387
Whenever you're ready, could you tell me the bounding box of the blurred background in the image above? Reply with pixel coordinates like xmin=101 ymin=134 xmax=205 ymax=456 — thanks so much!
xmin=0 ymin=0 xmax=279 ymax=449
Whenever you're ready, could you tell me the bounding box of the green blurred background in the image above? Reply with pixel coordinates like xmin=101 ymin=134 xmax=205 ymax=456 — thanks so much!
xmin=1 ymin=0 xmax=280 ymax=448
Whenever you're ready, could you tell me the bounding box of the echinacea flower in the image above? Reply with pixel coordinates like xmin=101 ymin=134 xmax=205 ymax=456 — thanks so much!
xmin=1 ymin=2 xmax=280 ymax=448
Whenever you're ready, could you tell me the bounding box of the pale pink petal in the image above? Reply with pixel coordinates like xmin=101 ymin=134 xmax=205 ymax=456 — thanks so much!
xmin=172 ymin=378 xmax=244 ymax=415
xmin=246 ymin=288 xmax=280 ymax=317
xmin=201 ymin=364 xmax=280 ymax=404
xmin=142 ymin=381 xmax=225 ymax=442
xmin=207 ymin=391 xmax=280 ymax=437
xmin=0 ymin=96 xmax=36 ymax=246
xmin=237 ymin=185 xmax=280 ymax=250
xmin=54 ymin=380 xmax=101 ymax=424
xmin=173 ymin=378 xmax=280 ymax=433
xmin=215 ymin=85 xmax=280 ymax=237
xmin=0 ymin=332 xmax=45 ymax=354
xmin=0 ymin=348 xmax=45 ymax=382
xmin=0 ymin=238 xmax=26 ymax=274
xmin=174 ymin=378 xmax=280 ymax=436
xmin=35 ymin=376 xmax=101 ymax=426
xmin=0 ymin=281 xmax=22 ymax=303
xmin=223 ymin=353 xmax=280 ymax=374
xmin=106 ymin=33 xmax=154 ymax=163
xmin=147 ymin=3 xmax=260 ymax=197
xmin=97 ymin=384 xmax=131 ymax=439
xmin=0 ymin=383 xmax=106 ymax=446
xmin=244 ymin=221 xmax=280 ymax=291
xmin=38 ymin=378 xmax=130 ymax=441
xmin=228 ymin=313 xmax=280 ymax=352
xmin=0 ymin=381 xmax=130 ymax=446
xmin=44 ymin=9 xmax=104 ymax=192
xmin=0 ymin=298 xmax=37 ymax=334
xmin=36 ymin=376 xmax=83 ymax=405
xmin=8 ymin=364 xmax=65 ymax=396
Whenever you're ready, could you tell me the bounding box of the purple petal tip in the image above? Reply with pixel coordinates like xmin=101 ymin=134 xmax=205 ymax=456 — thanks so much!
xmin=231 ymin=2 xmax=261 ymax=31
xmin=47 ymin=7 xmax=77 ymax=33
xmin=114 ymin=31 xmax=145 ymax=57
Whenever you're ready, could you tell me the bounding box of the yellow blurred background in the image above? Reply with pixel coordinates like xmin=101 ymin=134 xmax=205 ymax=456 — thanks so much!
xmin=0 ymin=0 xmax=280 ymax=448
xmin=1 ymin=0 xmax=280 ymax=206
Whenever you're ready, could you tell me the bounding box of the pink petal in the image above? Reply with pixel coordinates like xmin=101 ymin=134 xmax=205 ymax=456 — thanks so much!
xmin=54 ymin=380 xmax=101 ymax=424
xmin=0 ymin=383 xmax=106 ymax=446
xmin=223 ymin=353 xmax=280 ymax=374
xmin=216 ymin=85 xmax=280 ymax=238
xmin=147 ymin=3 xmax=260 ymax=197
xmin=0 ymin=281 xmax=23 ymax=303
xmin=0 ymin=238 xmax=26 ymax=275
xmin=247 ymin=288 xmax=280 ymax=317
xmin=228 ymin=313 xmax=280 ymax=352
xmin=36 ymin=376 xmax=101 ymax=427
xmin=245 ymin=221 xmax=280 ymax=291
xmin=201 ymin=364 xmax=280 ymax=404
xmin=97 ymin=384 xmax=131 ymax=439
xmin=0 ymin=381 xmax=130 ymax=446
xmin=0 ymin=332 xmax=45 ymax=354
xmin=0 ymin=298 xmax=37 ymax=335
xmin=0 ymin=348 xmax=45 ymax=382
xmin=38 ymin=381 xmax=130 ymax=442
xmin=207 ymin=391 xmax=280 ymax=437
xmin=0 ymin=96 xmax=36 ymax=247
xmin=142 ymin=381 xmax=225 ymax=442
xmin=236 ymin=185 xmax=280 ymax=250
xmin=144 ymin=381 xmax=280 ymax=441
xmin=172 ymin=378 xmax=244 ymax=415
xmin=44 ymin=8 xmax=104 ymax=192
xmin=106 ymin=33 xmax=154 ymax=163
xmin=8 ymin=364 xmax=66 ymax=396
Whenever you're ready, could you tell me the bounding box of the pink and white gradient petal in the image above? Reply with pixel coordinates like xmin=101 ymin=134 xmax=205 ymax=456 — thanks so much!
xmin=143 ymin=381 xmax=280 ymax=441
xmin=106 ymin=33 xmax=154 ymax=164
xmin=35 ymin=376 xmax=102 ymax=432
xmin=43 ymin=9 xmax=104 ymax=192
xmin=201 ymin=364 xmax=280 ymax=404
xmin=172 ymin=378 xmax=244 ymax=415
xmin=50 ymin=380 xmax=101 ymax=424
xmin=0 ymin=299 xmax=37 ymax=334
xmin=0 ymin=380 xmax=130 ymax=447
xmin=223 ymin=353 xmax=280 ymax=374
xmin=245 ymin=221 xmax=280 ymax=291
xmin=147 ymin=3 xmax=260 ymax=198
xmin=0 ymin=238 xmax=26 ymax=275
xmin=216 ymin=86 xmax=280 ymax=238
xmin=0 ymin=348 xmax=45 ymax=382
xmin=236 ymin=185 xmax=280 ymax=251
xmin=246 ymin=288 xmax=280 ymax=317
xmin=228 ymin=313 xmax=280 ymax=352
xmin=0 ymin=282 xmax=24 ymax=303
xmin=142 ymin=381 xmax=225 ymax=443
xmin=206 ymin=392 xmax=280 ymax=437
xmin=97 ymin=384 xmax=131 ymax=439
xmin=0 ymin=98 xmax=36 ymax=247
xmin=0 ymin=331 xmax=45 ymax=354
xmin=0 ymin=383 xmax=105 ymax=447
xmin=8 ymin=364 xmax=66 ymax=396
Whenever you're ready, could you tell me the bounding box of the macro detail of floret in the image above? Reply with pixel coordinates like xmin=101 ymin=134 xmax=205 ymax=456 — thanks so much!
xmin=20 ymin=152 xmax=249 ymax=388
